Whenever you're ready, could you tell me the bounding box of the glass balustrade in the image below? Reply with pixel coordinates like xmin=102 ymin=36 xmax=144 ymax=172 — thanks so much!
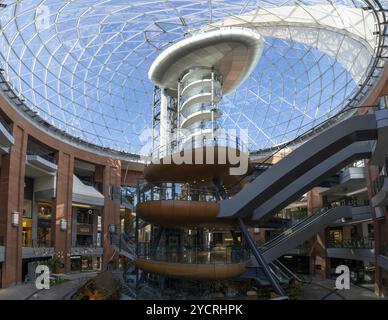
xmin=137 ymin=242 xmax=250 ymax=265
xmin=149 ymin=133 xmax=247 ymax=161
xmin=180 ymin=74 xmax=222 ymax=94
xmin=138 ymin=182 xmax=218 ymax=203
xmin=327 ymin=237 xmax=375 ymax=249
xmin=180 ymin=102 xmax=215 ymax=119
xmin=0 ymin=112 xmax=12 ymax=134
xmin=180 ymin=87 xmax=222 ymax=106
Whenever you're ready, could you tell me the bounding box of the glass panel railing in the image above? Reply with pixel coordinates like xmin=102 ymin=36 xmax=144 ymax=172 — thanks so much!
xmin=121 ymin=186 xmax=136 ymax=207
xmin=35 ymin=239 xmax=54 ymax=247
xmin=327 ymin=237 xmax=374 ymax=249
xmin=0 ymin=113 xmax=12 ymax=134
xmin=149 ymin=132 xmax=247 ymax=161
xmin=180 ymin=102 xmax=215 ymax=119
xmin=181 ymin=73 xmax=222 ymax=92
xmin=180 ymin=87 xmax=222 ymax=106
xmin=138 ymin=182 xmax=218 ymax=203
xmin=27 ymin=151 xmax=57 ymax=164
xmin=260 ymin=202 xmax=366 ymax=252
xmin=137 ymin=242 xmax=250 ymax=265
xmin=78 ymin=178 xmax=103 ymax=193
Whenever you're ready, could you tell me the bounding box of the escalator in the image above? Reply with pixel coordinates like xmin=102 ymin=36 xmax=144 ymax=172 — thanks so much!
xmin=110 ymin=232 xmax=136 ymax=261
xmin=259 ymin=205 xmax=354 ymax=263
xmin=218 ymin=113 xmax=380 ymax=220
xmin=225 ymin=110 xmax=388 ymax=296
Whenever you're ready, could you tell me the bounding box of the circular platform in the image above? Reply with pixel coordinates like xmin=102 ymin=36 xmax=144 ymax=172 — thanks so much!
xmin=134 ymin=259 xmax=249 ymax=280
xmin=144 ymin=146 xmax=250 ymax=183
xmin=148 ymin=27 xmax=264 ymax=95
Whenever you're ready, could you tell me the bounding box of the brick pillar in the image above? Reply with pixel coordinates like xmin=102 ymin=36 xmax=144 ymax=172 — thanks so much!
xmin=102 ymin=160 xmax=121 ymax=270
xmin=53 ymin=151 xmax=74 ymax=272
xmin=365 ymin=160 xmax=386 ymax=296
xmin=308 ymin=187 xmax=331 ymax=278
xmin=0 ymin=125 xmax=27 ymax=287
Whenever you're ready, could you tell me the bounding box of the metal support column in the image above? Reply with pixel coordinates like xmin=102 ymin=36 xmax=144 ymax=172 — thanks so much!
xmin=230 ymin=230 xmax=240 ymax=245
xmin=237 ymin=218 xmax=287 ymax=297
xmin=211 ymin=70 xmax=215 ymax=139
xmin=135 ymin=179 xmax=141 ymax=286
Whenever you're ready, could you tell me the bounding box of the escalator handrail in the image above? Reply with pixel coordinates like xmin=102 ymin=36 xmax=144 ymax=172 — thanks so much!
xmin=261 ymin=204 xmax=356 ymax=251
xmin=225 ymin=106 xmax=373 ymax=196
xmin=273 ymin=259 xmax=312 ymax=284
xmin=260 ymin=206 xmax=335 ymax=249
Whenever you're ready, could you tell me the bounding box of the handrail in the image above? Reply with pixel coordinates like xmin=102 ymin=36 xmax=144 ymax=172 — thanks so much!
xmin=261 ymin=203 xmax=364 ymax=251
xmin=138 ymin=182 xmax=218 ymax=203
xmin=260 ymin=207 xmax=334 ymax=251
xmin=137 ymin=242 xmax=250 ymax=265
xmin=26 ymin=151 xmax=57 ymax=164
xmin=149 ymin=132 xmax=247 ymax=161
xmin=327 ymin=237 xmax=374 ymax=249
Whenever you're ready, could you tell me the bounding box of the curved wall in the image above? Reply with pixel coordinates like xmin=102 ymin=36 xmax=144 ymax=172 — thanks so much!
xmin=0 ymin=91 xmax=140 ymax=288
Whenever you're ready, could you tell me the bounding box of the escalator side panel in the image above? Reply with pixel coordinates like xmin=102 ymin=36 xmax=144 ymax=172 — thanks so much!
xmin=262 ymin=206 xmax=353 ymax=263
xmin=252 ymin=141 xmax=373 ymax=220
xmin=219 ymin=114 xmax=376 ymax=218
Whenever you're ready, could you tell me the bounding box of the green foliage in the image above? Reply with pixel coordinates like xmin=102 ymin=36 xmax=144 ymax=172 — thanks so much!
xmin=45 ymin=257 xmax=63 ymax=273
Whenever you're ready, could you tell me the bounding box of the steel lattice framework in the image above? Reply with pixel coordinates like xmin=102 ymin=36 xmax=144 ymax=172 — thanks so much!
xmin=0 ymin=0 xmax=387 ymax=157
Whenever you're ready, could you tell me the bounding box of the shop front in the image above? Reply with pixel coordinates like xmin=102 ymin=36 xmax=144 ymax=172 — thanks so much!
xmin=71 ymin=255 xmax=102 ymax=272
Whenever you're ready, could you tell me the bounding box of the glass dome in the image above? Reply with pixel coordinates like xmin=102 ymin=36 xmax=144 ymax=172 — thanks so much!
xmin=0 ymin=0 xmax=386 ymax=156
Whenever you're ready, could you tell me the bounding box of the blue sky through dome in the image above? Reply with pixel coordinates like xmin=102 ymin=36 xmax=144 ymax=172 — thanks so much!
xmin=0 ymin=0 xmax=375 ymax=154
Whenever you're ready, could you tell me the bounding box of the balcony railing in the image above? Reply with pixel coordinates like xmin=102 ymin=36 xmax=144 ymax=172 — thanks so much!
xmin=0 ymin=112 xmax=12 ymax=134
xmin=328 ymin=237 xmax=375 ymax=249
xmin=180 ymin=73 xmax=222 ymax=93
xmin=150 ymin=133 xmax=248 ymax=161
xmin=80 ymin=179 xmax=103 ymax=193
xmin=121 ymin=186 xmax=136 ymax=207
xmin=23 ymin=239 xmax=54 ymax=248
xmin=137 ymin=242 xmax=250 ymax=265
xmin=180 ymin=87 xmax=222 ymax=106
xmin=138 ymin=182 xmax=218 ymax=203
xmin=26 ymin=151 xmax=57 ymax=164
xmin=73 ymin=243 xmax=102 ymax=249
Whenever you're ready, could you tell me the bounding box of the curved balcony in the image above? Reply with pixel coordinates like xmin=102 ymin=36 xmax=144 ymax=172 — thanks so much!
xmin=0 ymin=113 xmax=14 ymax=152
xmin=146 ymin=134 xmax=249 ymax=183
xmin=180 ymin=68 xmax=223 ymax=92
xmin=135 ymin=259 xmax=248 ymax=280
xmin=180 ymin=79 xmax=213 ymax=96
xmin=180 ymin=110 xmax=221 ymax=129
xmin=134 ymin=245 xmax=250 ymax=280
xmin=137 ymin=200 xmax=236 ymax=229
xmin=180 ymin=102 xmax=221 ymax=119
xmin=180 ymin=91 xmax=222 ymax=113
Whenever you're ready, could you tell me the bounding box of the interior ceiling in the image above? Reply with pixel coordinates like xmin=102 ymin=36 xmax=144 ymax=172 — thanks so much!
xmin=0 ymin=0 xmax=386 ymax=156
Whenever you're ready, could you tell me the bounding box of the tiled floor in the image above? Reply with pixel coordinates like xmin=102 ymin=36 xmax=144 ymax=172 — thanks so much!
xmin=0 ymin=272 xmax=98 ymax=300
xmin=298 ymin=277 xmax=387 ymax=300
